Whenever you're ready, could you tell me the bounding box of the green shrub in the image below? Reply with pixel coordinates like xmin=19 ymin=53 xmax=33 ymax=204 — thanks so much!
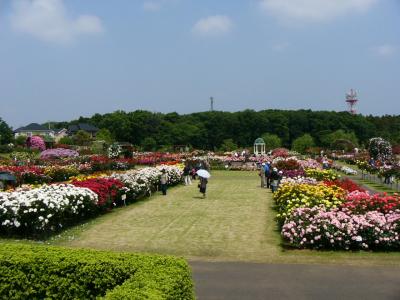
xmin=0 ymin=243 xmax=195 ymax=300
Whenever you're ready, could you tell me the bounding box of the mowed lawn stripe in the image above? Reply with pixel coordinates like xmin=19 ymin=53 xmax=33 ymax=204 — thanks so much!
xmin=56 ymin=171 xmax=279 ymax=260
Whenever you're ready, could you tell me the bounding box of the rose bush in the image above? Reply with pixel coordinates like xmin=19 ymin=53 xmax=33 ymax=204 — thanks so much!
xmin=282 ymin=206 xmax=400 ymax=250
xmin=343 ymin=191 xmax=400 ymax=214
xmin=280 ymin=176 xmax=318 ymax=186
xmin=305 ymin=168 xmax=340 ymax=181
xmin=274 ymin=183 xmax=346 ymax=224
xmin=71 ymin=178 xmax=126 ymax=208
xmin=40 ymin=148 xmax=79 ymax=159
xmin=0 ymin=184 xmax=98 ymax=236
xmin=28 ymin=136 xmax=46 ymax=151
xmin=324 ymin=178 xmax=365 ymax=193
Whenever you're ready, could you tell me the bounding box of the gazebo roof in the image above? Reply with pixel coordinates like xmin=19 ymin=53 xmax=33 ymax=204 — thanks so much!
xmin=254 ymin=138 xmax=265 ymax=145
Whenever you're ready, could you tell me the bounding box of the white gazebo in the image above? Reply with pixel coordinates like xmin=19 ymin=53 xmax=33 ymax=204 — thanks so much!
xmin=254 ymin=138 xmax=266 ymax=156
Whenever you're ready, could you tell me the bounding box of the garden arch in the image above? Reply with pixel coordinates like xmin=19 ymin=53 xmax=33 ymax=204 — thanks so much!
xmin=254 ymin=138 xmax=266 ymax=156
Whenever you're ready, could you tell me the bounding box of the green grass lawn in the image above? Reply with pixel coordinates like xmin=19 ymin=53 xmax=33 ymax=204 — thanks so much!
xmin=33 ymin=170 xmax=400 ymax=267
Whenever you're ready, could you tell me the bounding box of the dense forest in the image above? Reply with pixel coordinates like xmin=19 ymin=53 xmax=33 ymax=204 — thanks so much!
xmin=1 ymin=110 xmax=400 ymax=150
xmin=49 ymin=110 xmax=400 ymax=149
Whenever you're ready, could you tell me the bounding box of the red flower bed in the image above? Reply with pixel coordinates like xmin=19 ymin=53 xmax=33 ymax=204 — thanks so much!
xmin=342 ymin=191 xmax=400 ymax=214
xmin=0 ymin=166 xmax=48 ymax=184
xmin=324 ymin=178 xmax=365 ymax=193
xmin=272 ymin=148 xmax=289 ymax=158
xmin=275 ymin=159 xmax=301 ymax=170
xmin=133 ymin=154 xmax=180 ymax=166
xmin=71 ymin=178 xmax=125 ymax=207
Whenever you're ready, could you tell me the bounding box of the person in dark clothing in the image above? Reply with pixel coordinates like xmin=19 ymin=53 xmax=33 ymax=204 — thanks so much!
xmin=183 ymin=165 xmax=192 ymax=185
xmin=264 ymin=162 xmax=271 ymax=188
xmin=270 ymin=167 xmax=281 ymax=193
xmin=199 ymin=177 xmax=208 ymax=198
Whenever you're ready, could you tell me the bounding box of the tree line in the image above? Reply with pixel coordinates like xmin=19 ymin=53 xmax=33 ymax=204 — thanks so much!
xmin=1 ymin=109 xmax=400 ymax=150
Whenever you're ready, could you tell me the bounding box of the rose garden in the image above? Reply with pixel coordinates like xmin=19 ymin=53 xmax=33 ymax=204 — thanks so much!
xmin=0 ymin=132 xmax=400 ymax=299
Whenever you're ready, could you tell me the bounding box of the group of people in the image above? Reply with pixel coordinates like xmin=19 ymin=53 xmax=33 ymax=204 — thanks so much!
xmin=183 ymin=164 xmax=208 ymax=198
xmin=159 ymin=163 xmax=209 ymax=198
xmin=259 ymin=162 xmax=282 ymax=193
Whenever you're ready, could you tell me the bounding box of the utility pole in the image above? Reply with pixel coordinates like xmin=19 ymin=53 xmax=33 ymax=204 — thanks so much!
xmin=210 ymin=97 xmax=214 ymax=112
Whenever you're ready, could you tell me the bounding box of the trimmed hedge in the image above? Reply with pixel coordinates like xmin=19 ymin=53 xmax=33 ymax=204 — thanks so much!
xmin=0 ymin=243 xmax=195 ymax=300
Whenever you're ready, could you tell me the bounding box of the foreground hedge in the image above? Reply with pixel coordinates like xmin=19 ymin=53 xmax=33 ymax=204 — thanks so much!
xmin=0 ymin=243 xmax=195 ymax=300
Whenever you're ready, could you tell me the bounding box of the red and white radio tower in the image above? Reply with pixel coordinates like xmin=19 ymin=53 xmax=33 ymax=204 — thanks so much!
xmin=345 ymin=89 xmax=358 ymax=114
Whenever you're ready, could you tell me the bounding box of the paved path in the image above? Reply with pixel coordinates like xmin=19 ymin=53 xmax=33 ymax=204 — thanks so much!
xmin=191 ymin=261 xmax=400 ymax=300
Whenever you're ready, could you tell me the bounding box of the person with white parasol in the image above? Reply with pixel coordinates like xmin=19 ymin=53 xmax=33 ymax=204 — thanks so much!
xmin=196 ymin=169 xmax=211 ymax=198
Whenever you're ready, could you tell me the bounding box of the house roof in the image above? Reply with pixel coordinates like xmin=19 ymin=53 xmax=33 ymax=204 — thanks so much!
xmin=14 ymin=123 xmax=52 ymax=133
xmin=68 ymin=123 xmax=99 ymax=133
xmin=78 ymin=123 xmax=99 ymax=132
xmin=54 ymin=128 xmax=67 ymax=134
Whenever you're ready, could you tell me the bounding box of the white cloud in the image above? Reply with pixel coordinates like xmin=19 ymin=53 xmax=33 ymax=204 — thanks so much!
xmin=10 ymin=0 xmax=103 ymax=44
xmin=192 ymin=15 xmax=233 ymax=37
xmin=373 ymin=44 xmax=397 ymax=57
xmin=259 ymin=0 xmax=378 ymax=22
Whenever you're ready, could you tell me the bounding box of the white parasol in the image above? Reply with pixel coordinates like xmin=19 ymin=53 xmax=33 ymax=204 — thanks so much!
xmin=196 ymin=169 xmax=211 ymax=178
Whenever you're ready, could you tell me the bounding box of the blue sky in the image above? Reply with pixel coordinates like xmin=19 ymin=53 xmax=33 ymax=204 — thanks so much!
xmin=1 ymin=0 xmax=399 ymax=128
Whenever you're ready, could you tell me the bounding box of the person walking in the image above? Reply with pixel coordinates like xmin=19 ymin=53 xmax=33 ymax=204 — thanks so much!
xmin=264 ymin=162 xmax=271 ymax=188
xmin=260 ymin=163 xmax=266 ymax=188
xmin=183 ymin=164 xmax=192 ymax=185
xmin=270 ymin=167 xmax=281 ymax=193
xmin=199 ymin=176 xmax=208 ymax=198
xmin=160 ymin=169 xmax=168 ymax=196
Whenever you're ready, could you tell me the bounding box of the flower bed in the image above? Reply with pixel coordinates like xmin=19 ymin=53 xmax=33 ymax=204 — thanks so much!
xmin=282 ymin=206 xmax=400 ymax=250
xmin=281 ymin=169 xmax=305 ymax=178
xmin=44 ymin=165 xmax=80 ymax=182
xmin=0 ymin=165 xmax=183 ymax=237
xmin=274 ymin=183 xmax=346 ymax=224
xmin=305 ymin=168 xmax=340 ymax=181
xmin=280 ymin=176 xmax=318 ymax=186
xmin=0 ymin=166 xmax=50 ymax=184
xmin=111 ymin=165 xmax=183 ymax=198
xmin=274 ymin=155 xmax=400 ymax=251
xmin=324 ymin=178 xmax=365 ymax=193
xmin=343 ymin=191 xmax=400 ymax=214
xmin=71 ymin=178 xmax=126 ymax=208
xmin=340 ymin=165 xmax=358 ymax=175
xmin=40 ymin=148 xmax=79 ymax=159
xmin=0 ymin=184 xmax=98 ymax=236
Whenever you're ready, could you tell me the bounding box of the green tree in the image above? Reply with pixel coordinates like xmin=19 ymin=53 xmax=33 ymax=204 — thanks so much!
xmin=219 ymin=139 xmax=238 ymax=152
xmin=292 ymin=134 xmax=315 ymax=153
xmin=54 ymin=108 xmax=400 ymax=151
xmin=14 ymin=135 xmax=27 ymax=146
xmin=96 ymin=128 xmax=114 ymax=144
xmin=0 ymin=117 xmax=13 ymax=144
xmin=320 ymin=129 xmax=358 ymax=148
xmin=261 ymin=133 xmax=282 ymax=150
xmin=73 ymin=130 xmax=92 ymax=146
xmin=141 ymin=137 xmax=157 ymax=151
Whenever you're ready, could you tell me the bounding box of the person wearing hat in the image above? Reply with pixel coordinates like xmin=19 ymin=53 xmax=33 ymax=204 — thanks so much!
xmin=270 ymin=167 xmax=281 ymax=193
